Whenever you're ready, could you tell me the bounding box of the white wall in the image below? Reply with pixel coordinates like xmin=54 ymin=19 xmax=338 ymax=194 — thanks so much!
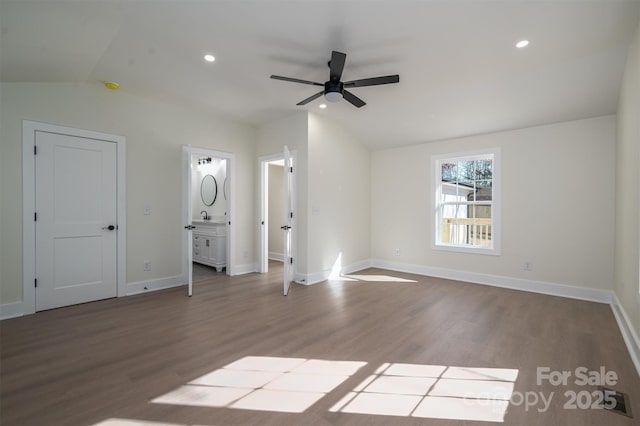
xmin=256 ymin=112 xmax=309 ymax=275
xmin=0 ymin=83 xmax=622 ymax=317
xmin=0 ymin=82 xmax=255 ymax=306
xmin=371 ymin=115 xmax=616 ymax=292
xmin=615 ymin=20 xmax=640 ymax=338
xmin=268 ymin=164 xmax=285 ymax=259
xmin=307 ymin=113 xmax=371 ymax=279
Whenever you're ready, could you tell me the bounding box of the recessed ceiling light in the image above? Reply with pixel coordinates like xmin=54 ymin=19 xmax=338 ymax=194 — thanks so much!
xmin=204 ymin=54 xmax=215 ymax=62
xmin=515 ymin=40 xmax=530 ymax=49
xmin=319 ymin=104 xmax=327 ymax=109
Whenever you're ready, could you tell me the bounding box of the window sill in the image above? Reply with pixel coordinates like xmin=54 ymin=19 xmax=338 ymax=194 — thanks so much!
xmin=433 ymin=243 xmax=501 ymax=256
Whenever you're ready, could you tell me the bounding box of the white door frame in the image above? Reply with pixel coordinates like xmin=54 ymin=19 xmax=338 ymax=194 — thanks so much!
xmin=22 ymin=120 xmax=126 ymax=315
xmin=258 ymin=151 xmax=297 ymax=274
xmin=182 ymin=146 xmax=235 ymax=282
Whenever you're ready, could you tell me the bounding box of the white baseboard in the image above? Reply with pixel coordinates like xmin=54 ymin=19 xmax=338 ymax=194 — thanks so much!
xmin=268 ymin=252 xmax=284 ymax=262
xmin=126 ymin=275 xmax=185 ymax=296
xmin=0 ymin=276 xmax=188 ymax=318
xmin=0 ymin=301 xmax=25 ymax=320
xmin=343 ymin=259 xmax=374 ymax=276
xmin=610 ymin=292 xmax=640 ymax=376
xmin=301 ymin=271 xmax=328 ymax=285
xmin=297 ymin=259 xmax=373 ymax=285
xmin=370 ymin=259 xmax=612 ymax=304
xmin=230 ymin=263 xmax=258 ymax=276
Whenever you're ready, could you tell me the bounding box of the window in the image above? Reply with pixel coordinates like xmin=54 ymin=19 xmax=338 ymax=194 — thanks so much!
xmin=432 ymin=149 xmax=500 ymax=255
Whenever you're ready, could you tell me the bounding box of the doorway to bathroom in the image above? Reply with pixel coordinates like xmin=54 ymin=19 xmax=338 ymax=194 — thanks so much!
xmin=182 ymin=146 xmax=235 ymax=296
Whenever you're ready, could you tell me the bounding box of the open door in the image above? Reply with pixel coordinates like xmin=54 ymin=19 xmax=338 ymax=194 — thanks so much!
xmin=182 ymin=145 xmax=194 ymax=297
xmin=283 ymin=145 xmax=294 ymax=295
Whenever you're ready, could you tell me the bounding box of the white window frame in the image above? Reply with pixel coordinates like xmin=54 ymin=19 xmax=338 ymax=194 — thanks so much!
xmin=431 ymin=148 xmax=501 ymax=256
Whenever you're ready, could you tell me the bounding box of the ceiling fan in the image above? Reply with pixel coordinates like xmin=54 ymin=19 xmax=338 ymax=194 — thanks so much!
xmin=270 ymin=50 xmax=399 ymax=108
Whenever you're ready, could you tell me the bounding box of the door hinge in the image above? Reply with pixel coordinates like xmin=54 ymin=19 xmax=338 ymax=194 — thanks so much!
xmin=290 ymin=257 xmax=293 ymax=264
xmin=290 ymin=212 xmax=293 ymax=219
xmin=289 ymin=166 xmax=293 ymax=173
xmin=34 ymin=212 xmax=37 ymax=221
xmin=34 ymin=145 xmax=37 ymax=155
xmin=34 ymin=278 xmax=37 ymax=288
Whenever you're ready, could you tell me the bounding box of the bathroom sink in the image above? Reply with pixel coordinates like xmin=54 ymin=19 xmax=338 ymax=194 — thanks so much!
xmin=192 ymin=220 xmax=225 ymax=225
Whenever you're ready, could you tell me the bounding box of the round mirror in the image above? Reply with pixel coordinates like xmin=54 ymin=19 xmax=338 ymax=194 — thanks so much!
xmin=201 ymin=174 xmax=218 ymax=206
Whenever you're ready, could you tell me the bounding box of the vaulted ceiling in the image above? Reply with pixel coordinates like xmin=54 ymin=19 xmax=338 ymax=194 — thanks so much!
xmin=1 ymin=0 xmax=638 ymax=149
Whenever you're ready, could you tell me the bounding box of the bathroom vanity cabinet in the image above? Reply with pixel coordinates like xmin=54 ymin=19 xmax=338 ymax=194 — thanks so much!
xmin=192 ymin=223 xmax=227 ymax=271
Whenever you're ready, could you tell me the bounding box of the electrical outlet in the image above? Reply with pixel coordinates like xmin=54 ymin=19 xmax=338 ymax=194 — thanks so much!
xmin=143 ymin=205 xmax=151 ymax=216
xmin=394 ymin=248 xmax=400 ymax=256
xmin=243 ymin=250 xmax=248 ymax=259
xmin=143 ymin=260 xmax=151 ymax=271
xmin=524 ymin=259 xmax=533 ymax=271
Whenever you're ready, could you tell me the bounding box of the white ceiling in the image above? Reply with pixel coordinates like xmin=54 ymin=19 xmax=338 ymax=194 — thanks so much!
xmin=1 ymin=0 xmax=639 ymax=150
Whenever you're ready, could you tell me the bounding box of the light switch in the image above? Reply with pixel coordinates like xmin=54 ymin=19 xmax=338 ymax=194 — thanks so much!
xmin=144 ymin=205 xmax=151 ymax=215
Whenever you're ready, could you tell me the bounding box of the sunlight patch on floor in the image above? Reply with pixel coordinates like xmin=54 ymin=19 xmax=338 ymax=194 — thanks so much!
xmin=149 ymin=356 xmax=517 ymax=421
xmin=152 ymin=384 xmax=253 ymax=408
xmin=329 ymin=274 xmax=418 ymax=283
xmin=93 ymin=419 xmax=187 ymax=426
xmin=414 ymin=396 xmax=510 ymax=422
xmin=151 ymin=356 xmax=366 ymax=413
xmin=326 ymin=252 xmax=418 ymax=283
xmin=343 ymin=274 xmax=418 ymax=283
xmin=330 ymin=363 xmax=518 ymax=422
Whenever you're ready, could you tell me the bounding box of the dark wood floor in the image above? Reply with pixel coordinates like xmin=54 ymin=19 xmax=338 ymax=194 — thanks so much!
xmin=2 ymin=262 xmax=639 ymax=425
xmin=192 ymin=262 xmax=225 ymax=281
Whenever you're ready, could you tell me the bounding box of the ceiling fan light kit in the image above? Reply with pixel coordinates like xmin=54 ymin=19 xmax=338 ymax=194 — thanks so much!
xmin=324 ymin=81 xmax=344 ymax=102
xmin=270 ymin=50 xmax=399 ymax=108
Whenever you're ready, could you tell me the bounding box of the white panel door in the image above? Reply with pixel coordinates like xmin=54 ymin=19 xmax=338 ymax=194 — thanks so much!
xmin=183 ymin=146 xmax=194 ymax=297
xmin=283 ymin=145 xmax=293 ymax=296
xmin=35 ymin=131 xmax=117 ymax=311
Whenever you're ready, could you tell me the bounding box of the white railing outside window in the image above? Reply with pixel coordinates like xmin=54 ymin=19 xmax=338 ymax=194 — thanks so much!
xmin=432 ymin=149 xmax=500 ymax=255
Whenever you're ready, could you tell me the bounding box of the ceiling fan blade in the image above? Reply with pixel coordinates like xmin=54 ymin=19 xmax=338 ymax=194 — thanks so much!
xmin=329 ymin=51 xmax=347 ymax=82
xmin=296 ymin=91 xmax=324 ymax=106
xmin=343 ymin=74 xmax=400 ymax=88
xmin=343 ymin=90 xmax=366 ymax=108
xmin=270 ymin=75 xmax=323 ymax=86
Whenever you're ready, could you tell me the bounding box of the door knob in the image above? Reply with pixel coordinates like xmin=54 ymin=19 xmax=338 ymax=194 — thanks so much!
xmin=281 ymin=225 xmax=291 ymax=230
xmin=102 ymin=225 xmax=116 ymax=231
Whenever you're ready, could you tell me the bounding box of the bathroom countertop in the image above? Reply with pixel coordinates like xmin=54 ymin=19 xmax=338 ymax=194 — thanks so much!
xmin=192 ymin=220 xmax=226 ymax=225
